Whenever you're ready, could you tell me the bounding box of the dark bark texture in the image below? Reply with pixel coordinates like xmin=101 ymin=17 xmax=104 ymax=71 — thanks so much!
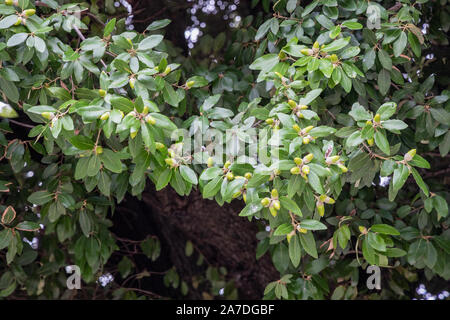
xmin=114 ymin=185 xmax=278 ymax=299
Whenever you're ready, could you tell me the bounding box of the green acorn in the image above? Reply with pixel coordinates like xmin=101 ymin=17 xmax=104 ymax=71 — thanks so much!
xmin=186 ymin=80 xmax=195 ymax=89
xmin=100 ymin=112 xmax=110 ymax=121
xmin=272 ymin=200 xmax=281 ymax=211
xmin=294 ymin=157 xmax=303 ymax=165
xmin=145 ymin=115 xmax=156 ymax=125
xmin=155 ymin=142 xmax=165 ymax=150
xmin=404 ymin=149 xmax=416 ymax=162
xmin=226 ymin=172 xmax=234 ymax=181
xmin=41 ymin=111 xmax=54 ymax=120
xmin=317 ymin=201 xmax=325 ymax=217
xmin=23 ymin=9 xmax=35 ymax=17
xmin=302 ymin=165 xmax=310 ymax=175
xmin=98 ymin=89 xmax=107 ymax=97
xmin=303 ymin=153 xmax=314 ymax=163
xmin=290 ymin=166 xmax=301 ymax=175
xmin=288 ymin=99 xmax=297 ymax=109
xmin=269 ymin=206 xmax=278 ymax=217
xmin=261 ymin=197 xmax=270 ymax=207
xmin=271 ymin=189 xmax=278 ymax=199
xmin=95 ymin=146 xmax=103 ymax=154
xmin=244 ymin=172 xmax=252 ymax=179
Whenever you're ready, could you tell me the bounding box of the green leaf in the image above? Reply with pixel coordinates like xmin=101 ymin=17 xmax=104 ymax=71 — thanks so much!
xmin=103 ymin=18 xmax=116 ymax=37
xmin=382 ymin=119 xmax=407 ymax=131
xmin=367 ymin=232 xmax=386 ymax=252
xmin=15 ymin=221 xmax=40 ymax=231
xmin=374 ymin=130 xmax=390 ymax=155
xmin=348 ymin=103 xmax=371 ymax=121
xmin=274 ymin=223 xmax=294 ymax=236
xmin=249 ymin=53 xmax=279 ymax=72
xmin=393 ymin=31 xmax=407 ymax=57
xmin=146 ymin=19 xmax=171 ymax=31
xmin=110 ymin=96 xmax=135 ymax=113
xmin=156 ymin=168 xmax=172 ymax=191
xmin=138 ymin=35 xmax=164 ymax=51
xmin=377 ymin=102 xmax=397 ymax=120
xmin=179 ymin=165 xmax=198 ymax=185
xmin=411 ymin=167 xmax=429 ymax=196
xmin=299 ymin=232 xmax=318 ymax=258
xmin=288 ymin=234 xmax=301 ymax=268
xmin=7 ymin=33 xmax=28 ymax=47
xmin=370 ymin=224 xmax=400 ymax=235
xmin=99 ymin=149 xmax=123 ymax=173
xmin=299 ymin=219 xmax=327 ymax=231
xmin=69 ymin=136 xmax=95 ymax=150
xmin=279 ymin=196 xmax=302 ymax=216
xmin=27 ymin=191 xmax=53 ymax=205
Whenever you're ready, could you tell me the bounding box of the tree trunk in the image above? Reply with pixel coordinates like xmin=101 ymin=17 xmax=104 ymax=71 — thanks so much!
xmin=114 ymin=185 xmax=278 ymax=299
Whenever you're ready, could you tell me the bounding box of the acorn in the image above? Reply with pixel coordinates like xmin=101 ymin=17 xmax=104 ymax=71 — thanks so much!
xmin=5 ymin=0 xmax=13 ymax=5
xmin=278 ymin=51 xmax=286 ymax=59
xmin=317 ymin=201 xmax=325 ymax=217
xmin=226 ymin=172 xmax=234 ymax=181
xmin=304 ymin=125 xmax=314 ymax=133
xmin=24 ymin=9 xmax=36 ymax=17
xmin=98 ymin=89 xmax=107 ymax=97
xmin=358 ymin=226 xmax=367 ymax=234
xmin=366 ymin=120 xmax=372 ymax=126
xmin=303 ymin=153 xmax=314 ymax=163
xmin=14 ymin=17 xmax=22 ymax=26
xmin=302 ymin=137 xmax=310 ymax=144
xmin=296 ymin=111 xmax=304 ymax=119
xmin=130 ymin=127 xmax=138 ymax=139
xmin=261 ymin=197 xmax=270 ymax=207
xmin=299 ymin=104 xmax=308 ymax=110
xmin=142 ymin=105 xmax=149 ymax=115
xmin=302 ymin=165 xmax=310 ymax=175
xmin=265 ymin=118 xmax=274 ymax=125
xmin=243 ymin=192 xmax=247 ymax=203
xmin=300 ymin=48 xmax=313 ymax=56
xmin=272 ymin=200 xmax=281 ymax=211
xmin=186 ymin=80 xmax=195 ymax=89
xmin=313 ymin=41 xmax=320 ymax=49
xmin=373 ymin=113 xmax=381 ymax=123
xmin=404 ymin=149 xmax=416 ymax=162
xmin=155 ymin=142 xmax=165 ymax=150
xmin=271 ymin=189 xmax=278 ymax=199
xmin=326 ymin=155 xmax=340 ymax=165
xmin=290 ymin=166 xmax=300 ymax=175
xmin=244 ymin=172 xmax=252 ymax=179
xmin=298 ymin=227 xmax=308 ymax=234
xmin=129 ymin=78 xmax=136 ymax=89
xmin=100 ymin=112 xmax=110 ymax=121
xmin=224 ymin=160 xmax=231 ymax=169
xmin=294 ymin=157 xmax=303 ymax=165
xmin=162 ymin=66 xmax=171 ymax=76
xmin=207 ymin=157 xmax=214 ymax=168
xmin=269 ymin=206 xmax=278 ymax=217
xmin=288 ymin=99 xmax=297 ymax=109
xmin=338 ymin=164 xmax=348 ymax=173
xmin=232 ymin=191 xmax=242 ymax=199
xmin=145 ymin=115 xmax=156 ymax=125
xmin=293 ymin=124 xmax=301 ymax=132
xmin=95 ymin=146 xmax=103 ymax=154
xmin=367 ymin=138 xmax=374 ymax=146
xmin=319 ymin=194 xmax=335 ymax=204
xmin=165 ymin=158 xmax=175 ymax=167
xmin=41 ymin=112 xmax=54 ymax=120
xmin=330 ymin=54 xmax=339 ymax=63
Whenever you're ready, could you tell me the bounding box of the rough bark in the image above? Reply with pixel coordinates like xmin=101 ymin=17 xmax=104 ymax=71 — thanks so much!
xmin=114 ymin=185 xmax=278 ymax=299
